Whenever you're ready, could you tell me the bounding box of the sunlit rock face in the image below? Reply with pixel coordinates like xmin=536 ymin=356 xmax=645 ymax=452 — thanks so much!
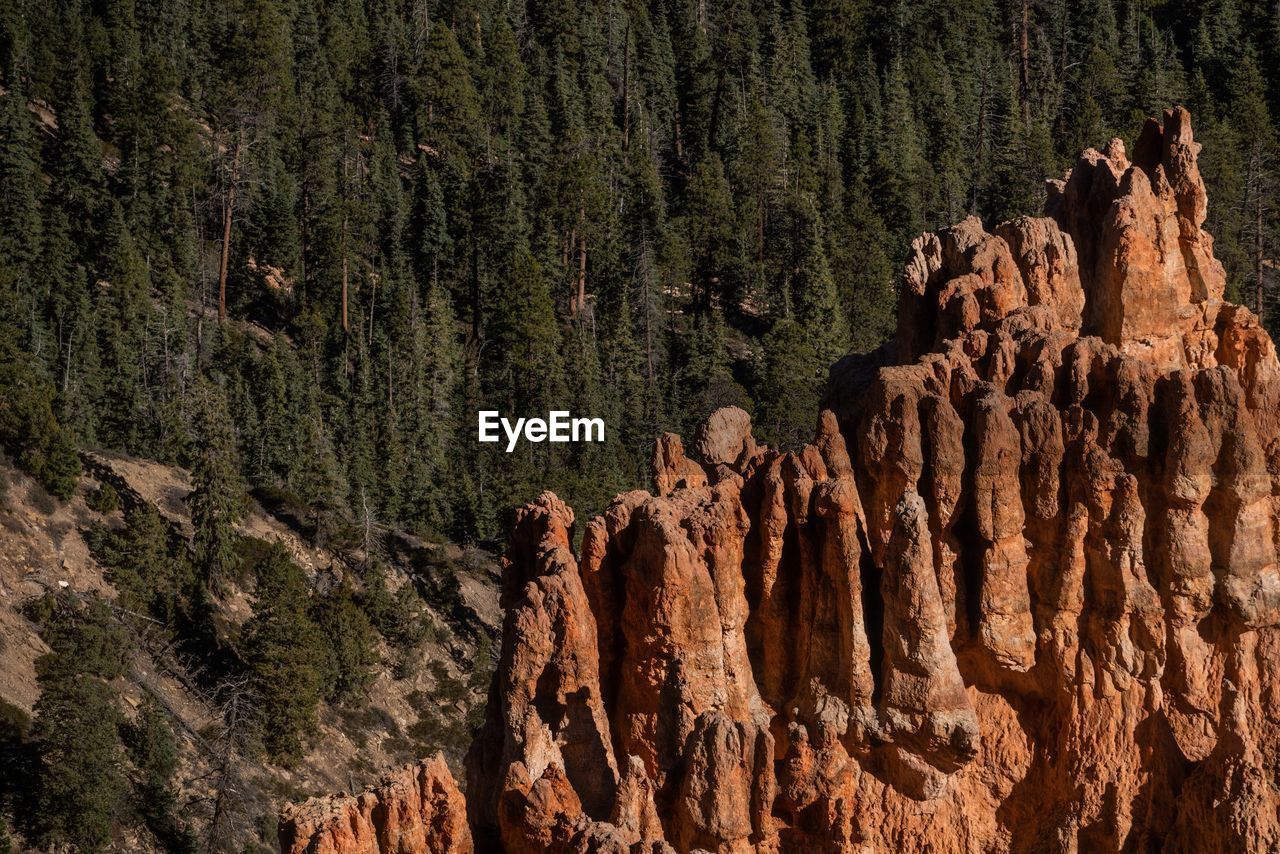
xmin=285 ymin=107 xmax=1280 ymax=853
xmin=279 ymin=755 xmax=473 ymax=854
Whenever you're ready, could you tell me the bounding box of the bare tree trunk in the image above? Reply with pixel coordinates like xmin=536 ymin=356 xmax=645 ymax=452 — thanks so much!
xmin=1058 ymin=0 xmax=1069 ymax=80
xmin=341 ymin=241 xmax=350 ymax=333
xmin=708 ymin=65 xmax=726 ymax=148
xmin=645 ymin=292 xmax=654 ymax=385
xmin=756 ymin=204 xmax=765 ymax=264
xmin=341 ymin=155 xmax=350 ymax=334
xmin=217 ymin=133 xmax=242 ymax=325
xmin=971 ymin=63 xmax=989 ymax=214
xmin=1257 ymin=190 xmax=1266 ymax=319
xmin=577 ymin=220 xmax=587 ymax=321
xmin=204 ymin=678 xmax=251 ymax=852
xmin=621 ymin=23 xmax=631 ymax=151
xmin=1018 ymin=0 xmax=1031 ymax=121
xmin=674 ymin=101 xmax=684 ymax=164
xmin=469 ymin=234 xmax=480 ymax=345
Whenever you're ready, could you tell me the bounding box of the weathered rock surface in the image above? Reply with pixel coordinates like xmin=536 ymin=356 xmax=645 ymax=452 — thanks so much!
xmin=278 ymin=755 xmax=472 ymax=853
xmin=284 ymin=107 xmax=1280 ymax=852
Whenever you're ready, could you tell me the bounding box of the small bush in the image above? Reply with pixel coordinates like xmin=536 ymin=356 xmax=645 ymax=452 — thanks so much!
xmin=86 ymin=481 xmax=120 ymax=513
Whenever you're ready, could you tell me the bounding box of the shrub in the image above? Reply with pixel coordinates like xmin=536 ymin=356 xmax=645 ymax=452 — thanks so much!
xmin=87 ymin=481 xmax=121 ymax=513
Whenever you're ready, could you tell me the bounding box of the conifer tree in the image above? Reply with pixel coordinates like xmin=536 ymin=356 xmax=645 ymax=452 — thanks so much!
xmin=242 ymin=543 xmax=325 ymax=760
xmin=489 ymin=247 xmax=563 ymax=413
xmin=189 ymin=377 xmax=245 ymax=587
xmin=677 ymin=305 xmax=749 ymax=435
xmin=30 ymin=596 xmax=129 ymax=850
xmin=290 ymin=395 xmax=347 ymax=545
xmin=96 ymin=212 xmax=152 ymax=451
xmin=0 ymin=271 xmax=80 ymax=499
xmin=48 ymin=58 xmax=108 ymax=261
xmin=0 ymin=0 xmax=1279 ymax=701
xmin=311 ymin=584 xmax=378 ymax=704
xmin=685 ymin=154 xmax=741 ymax=314
xmin=253 ymin=336 xmax=295 ymax=486
xmin=124 ymin=699 xmax=194 ymax=852
xmin=418 ymin=22 xmax=481 ymax=165
xmin=1230 ymin=54 xmax=1279 ymax=319
xmin=0 ymin=83 xmax=42 ymax=277
xmin=405 ymin=280 xmax=460 ymax=533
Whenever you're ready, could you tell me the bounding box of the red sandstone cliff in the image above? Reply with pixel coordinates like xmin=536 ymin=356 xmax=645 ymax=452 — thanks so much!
xmin=282 ymin=107 xmax=1280 ymax=852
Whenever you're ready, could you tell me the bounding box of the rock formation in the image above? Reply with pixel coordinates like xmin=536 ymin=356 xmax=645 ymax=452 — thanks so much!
xmin=279 ymin=755 xmax=472 ymax=853
xmin=284 ymin=107 xmax=1280 ymax=852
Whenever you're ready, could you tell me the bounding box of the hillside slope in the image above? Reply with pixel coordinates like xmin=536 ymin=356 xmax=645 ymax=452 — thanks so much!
xmin=0 ymin=450 xmax=498 ymax=852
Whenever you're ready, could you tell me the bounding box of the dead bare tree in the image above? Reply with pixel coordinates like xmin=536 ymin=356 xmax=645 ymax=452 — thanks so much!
xmin=217 ymin=130 xmax=243 ymax=324
xmin=200 ymin=675 xmax=256 ymax=853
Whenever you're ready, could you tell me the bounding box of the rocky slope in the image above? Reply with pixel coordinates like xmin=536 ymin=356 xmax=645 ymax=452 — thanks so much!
xmin=282 ymin=107 xmax=1280 ymax=852
xmin=0 ymin=446 xmax=498 ymax=852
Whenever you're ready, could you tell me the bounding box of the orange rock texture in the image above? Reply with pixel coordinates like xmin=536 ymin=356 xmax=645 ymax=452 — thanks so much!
xmin=279 ymin=755 xmax=472 ymax=853
xmin=284 ymin=107 xmax=1280 ymax=852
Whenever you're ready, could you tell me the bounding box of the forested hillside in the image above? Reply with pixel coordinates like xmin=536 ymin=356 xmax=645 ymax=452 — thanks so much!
xmin=2 ymin=0 xmax=1279 ymax=543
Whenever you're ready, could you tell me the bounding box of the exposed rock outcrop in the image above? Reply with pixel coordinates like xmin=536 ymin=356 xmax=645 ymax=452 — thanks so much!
xmin=279 ymin=755 xmax=472 ymax=853
xmin=284 ymin=107 xmax=1280 ymax=852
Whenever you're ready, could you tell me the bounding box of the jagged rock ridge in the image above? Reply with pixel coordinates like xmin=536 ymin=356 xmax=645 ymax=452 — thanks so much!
xmin=278 ymin=755 xmax=472 ymax=853
xmin=282 ymin=107 xmax=1280 ymax=852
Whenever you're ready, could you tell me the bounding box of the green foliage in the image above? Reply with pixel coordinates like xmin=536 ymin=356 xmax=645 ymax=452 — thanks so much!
xmin=0 ymin=281 xmax=81 ymax=500
xmin=29 ymin=594 xmax=130 ymax=851
xmin=189 ymin=377 xmax=245 ymax=587
xmin=124 ymin=699 xmax=195 ymax=853
xmin=88 ymin=502 xmax=193 ymax=626
xmin=677 ymin=306 xmax=750 ymax=434
xmin=311 ymin=583 xmax=378 ymax=704
xmin=686 ymin=154 xmax=742 ymax=312
xmin=86 ymin=481 xmax=120 ymax=513
xmin=240 ymin=542 xmax=324 ymax=760
xmin=754 ymin=317 xmax=821 ymax=448
xmin=0 ymin=698 xmax=33 ymax=851
xmin=95 ymin=214 xmax=152 ymax=451
xmin=4 ymin=0 xmax=1279 ymax=549
xmin=288 ymin=399 xmax=346 ymax=546
xmin=357 ymin=561 xmax=429 ymax=649
xmin=4 ymin=0 xmax=1280 ymax=846
xmin=0 ymin=84 xmax=42 ymax=275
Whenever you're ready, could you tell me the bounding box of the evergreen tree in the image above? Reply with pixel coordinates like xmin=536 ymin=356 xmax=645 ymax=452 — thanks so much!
xmin=189 ymin=377 xmax=245 ymax=587
xmin=311 ymin=584 xmax=378 ymax=704
xmin=417 ymin=22 xmax=481 ymax=164
xmin=0 ymin=83 xmax=42 ymax=277
xmin=290 ymin=395 xmax=347 ymax=545
xmin=89 ymin=502 xmax=191 ymax=625
xmin=1230 ymin=53 xmax=1280 ymax=320
xmin=30 ymin=595 xmax=130 ymax=851
xmin=96 ymin=212 xmax=152 ymax=451
xmin=677 ymin=305 xmax=750 ymax=435
xmin=0 ymin=271 xmax=80 ymax=499
xmin=1 ymin=4 xmax=1280 ymax=790
xmin=685 ymin=154 xmax=741 ymax=314
xmin=124 ymin=699 xmax=195 ymax=852
xmin=241 ymin=542 xmax=325 ymax=760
